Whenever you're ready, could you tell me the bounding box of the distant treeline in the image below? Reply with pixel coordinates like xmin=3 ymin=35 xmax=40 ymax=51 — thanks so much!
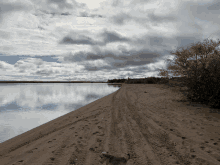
xmin=107 ymin=79 xmax=127 ymax=83
xmin=107 ymin=77 xmax=188 ymax=84
xmin=0 ymin=81 xmax=106 ymax=83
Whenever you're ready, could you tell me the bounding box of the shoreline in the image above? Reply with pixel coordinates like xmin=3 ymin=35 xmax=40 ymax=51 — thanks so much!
xmin=0 ymin=84 xmax=220 ymax=164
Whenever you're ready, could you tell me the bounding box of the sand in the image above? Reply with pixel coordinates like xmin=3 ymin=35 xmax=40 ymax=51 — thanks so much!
xmin=0 ymin=83 xmax=220 ymax=165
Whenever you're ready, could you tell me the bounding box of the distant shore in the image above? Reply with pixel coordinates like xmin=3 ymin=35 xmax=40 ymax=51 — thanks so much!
xmin=0 ymin=81 xmax=108 ymax=83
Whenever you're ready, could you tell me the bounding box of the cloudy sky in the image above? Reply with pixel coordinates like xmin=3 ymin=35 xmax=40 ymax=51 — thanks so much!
xmin=0 ymin=0 xmax=220 ymax=81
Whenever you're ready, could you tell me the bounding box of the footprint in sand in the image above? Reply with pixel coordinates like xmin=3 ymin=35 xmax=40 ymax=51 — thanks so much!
xmin=18 ymin=160 xmax=24 ymax=163
xmin=196 ymin=131 xmax=203 ymax=136
xmin=93 ymin=131 xmax=100 ymax=135
xmin=191 ymin=155 xmax=196 ymax=158
xmin=200 ymin=146 xmax=205 ymax=150
xmin=99 ymin=153 xmax=130 ymax=165
xmin=26 ymin=148 xmax=38 ymax=154
xmin=190 ymin=149 xmax=195 ymax=153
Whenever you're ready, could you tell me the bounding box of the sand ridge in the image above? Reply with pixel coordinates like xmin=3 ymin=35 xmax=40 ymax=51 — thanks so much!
xmin=0 ymin=84 xmax=220 ymax=165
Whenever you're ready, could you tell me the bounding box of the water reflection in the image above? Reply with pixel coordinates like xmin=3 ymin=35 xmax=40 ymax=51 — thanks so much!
xmin=0 ymin=83 xmax=121 ymax=143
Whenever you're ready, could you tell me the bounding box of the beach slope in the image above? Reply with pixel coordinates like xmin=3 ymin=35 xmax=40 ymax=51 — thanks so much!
xmin=0 ymin=84 xmax=220 ymax=165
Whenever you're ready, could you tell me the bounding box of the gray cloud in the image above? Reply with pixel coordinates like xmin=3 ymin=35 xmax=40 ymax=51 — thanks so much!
xmin=78 ymin=11 xmax=104 ymax=18
xmin=100 ymin=29 xmax=130 ymax=43
xmin=35 ymin=69 xmax=55 ymax=76
xmin=63 ymin=51 xmax=93 ymax=62
xmin=110 ymin=12 xmax=132 ymax=25
xmin=79 ymin=11 xmax=89 ymax=17
xmin=0 ymin=1 xmax=32 ymax=22
xmin=62 ymin=45 xmax=163 ymax=72
xmin=60 ymin=31 xmax=214 ymax=74
xmin=61 ymin=12 xmax=71 ymax=16
xmin=0 ymin=2 xmax=27 ymax=13
xmin=59 ymin=29 xmax=130 ymax=46
xmin=148 ymin=12 xmax=178 ymax=24
xmin=207 ymin=1 xmax=220 ymax=11
xmin=111 ymin=0 xmax=121 ymax=7
xmin=178 ymin=1 xmax=220 ymax=25
xmin=38 ymin=26 xmax=46 ymax=30
xmin=2 ymin=0 xmax=220 ymax=81
xmin=0 ymin=29 xmax=11 ymax=39
xmin=131 ymin=33 xmax=206 ymax=51
xmin=31 ymin=0 xmax=86 ymax=17
xmin=59 ymin=36 xmax=96 ymax=45
xmin=149 ymin=36 xmax=165 ymax=46
xmin=47 ymin=0 xmax=74 ymax=10
xmin=130 ymin=0 xmax=151 ymax=4
xmin=90 ymin=14 xmax=103 ymax=18
xmin=110 ymin=10 xmax=178 ymax=27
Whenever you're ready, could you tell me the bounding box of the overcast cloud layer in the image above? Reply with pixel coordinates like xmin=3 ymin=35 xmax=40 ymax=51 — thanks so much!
xmin=0 ymin=0 xmax=220 ymax=81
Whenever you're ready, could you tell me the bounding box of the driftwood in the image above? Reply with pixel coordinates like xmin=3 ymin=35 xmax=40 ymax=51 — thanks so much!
xmin=99 ymin=153 xmax=130 ymax=164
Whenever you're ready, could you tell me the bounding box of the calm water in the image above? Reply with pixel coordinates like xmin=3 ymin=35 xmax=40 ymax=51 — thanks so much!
xmin=0 ymin=83 xmax=121 ymax=143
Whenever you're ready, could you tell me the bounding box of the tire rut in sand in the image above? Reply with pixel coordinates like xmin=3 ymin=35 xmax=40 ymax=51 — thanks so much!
xmin=124 ymin=86 xmax=192 ymax=165
xmin=98 ymin=89 xmax=133 ymax=164
xmin=104 ymin=87 xmax=159 ymax=164
xmin=124 ymin=85 xmax=220 ymax=165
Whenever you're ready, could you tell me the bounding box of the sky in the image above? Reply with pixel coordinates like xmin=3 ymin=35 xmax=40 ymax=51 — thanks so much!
xmin=0 ymin=0 xmax=220 ymax=82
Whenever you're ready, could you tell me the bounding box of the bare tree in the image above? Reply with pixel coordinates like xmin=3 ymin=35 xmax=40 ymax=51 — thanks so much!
xmin=188 ymin=39 xmax=220 ymax=79
xmin=161 ymin=46 xmax=195 ymax=79
xmin=158 ymin=38 xmax=220 ymax=108
xmin=158 ymin=68 xmax=170 ymax=78
xmin=160 ymin=38 xmax=220 ymax=81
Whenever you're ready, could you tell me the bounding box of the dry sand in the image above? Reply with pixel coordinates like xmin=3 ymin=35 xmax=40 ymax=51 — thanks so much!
xmin=0 ymin=83 xmax=220 ymax=165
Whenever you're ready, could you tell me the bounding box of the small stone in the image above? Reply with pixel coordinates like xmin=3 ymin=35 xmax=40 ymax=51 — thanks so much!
xmin=191 ymin=155 xmax=196 ymax=158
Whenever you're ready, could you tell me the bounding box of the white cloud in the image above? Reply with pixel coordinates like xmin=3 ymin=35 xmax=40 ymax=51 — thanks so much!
xmin=0 ymin=0 xmax=220 ymax=81
xmin=75 ymin=0 xmax=106 ymax=9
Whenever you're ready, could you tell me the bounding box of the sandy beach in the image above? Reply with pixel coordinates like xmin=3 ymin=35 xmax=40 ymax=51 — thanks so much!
xmin=0 ymin=83 xmax=220 ymax=165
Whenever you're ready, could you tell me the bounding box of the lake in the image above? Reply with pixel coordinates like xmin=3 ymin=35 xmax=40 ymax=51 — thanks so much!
xmin=0 ymin=83 xmax=121 ymax=143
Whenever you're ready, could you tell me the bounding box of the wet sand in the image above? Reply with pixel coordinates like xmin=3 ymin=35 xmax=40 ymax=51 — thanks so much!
xmin=0 ymin=83 xmax=220 ymax=165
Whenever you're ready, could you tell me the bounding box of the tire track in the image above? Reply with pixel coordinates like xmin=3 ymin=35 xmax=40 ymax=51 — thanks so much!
xmin=124 ymin=84 xmax=220 ymax=165
xmin=105 ymin=85 xmax=161 ymax=164
xmin=124 ymin=86 xmax=192 ymax=164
